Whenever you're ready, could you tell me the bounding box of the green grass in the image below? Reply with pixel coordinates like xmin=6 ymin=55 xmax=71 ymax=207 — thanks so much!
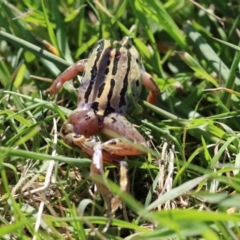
xmin=1 ymin=0 xmax=240 ymax=239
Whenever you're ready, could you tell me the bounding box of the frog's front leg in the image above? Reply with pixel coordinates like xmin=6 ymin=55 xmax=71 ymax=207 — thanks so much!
xmin=142 ymin=71 xmax=160 ymax=104
xmin=45 ymin=59 xmax=88 ymax=94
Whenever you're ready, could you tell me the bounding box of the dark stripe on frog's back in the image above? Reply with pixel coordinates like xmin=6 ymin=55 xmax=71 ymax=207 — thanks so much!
xmin=95 ymin=42 xmax=126 ymax=115
xmin=84 ymin=39 xmax=131 ymax=116
xmin=92 ymin=78 xmax=115 ymax=116
xmin=101 ymin=44 xmax=131 ymax=115
xmin=84 ymin=39 xmax=110 ymax=103
xmin=104 ymin=78 xmax=116 ymax=116
xmin=111 ymin=41 xmax=122 ymax=75
xmin=118 ymin=50 xmax=131 ymax=109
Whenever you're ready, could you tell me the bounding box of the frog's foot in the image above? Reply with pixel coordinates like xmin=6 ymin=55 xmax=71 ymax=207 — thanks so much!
xmin=60 ymin=121 xmax=118 ymax=161
xmin=60 ymin=109 xmax=101 ymax=155
xmin=101 ymin=138 xmax=147 ymax=156
xmin=60 ymin=121 xmax=99 ymax=156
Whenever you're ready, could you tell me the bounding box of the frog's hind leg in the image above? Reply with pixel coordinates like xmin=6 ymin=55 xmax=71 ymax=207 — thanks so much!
xmin=91 ymin=144 xmax=127 ymax=232
xmin=91 ymin=143 xmax=128 ymax=208
xmin=90 ymin=113 xmax=148 ymax=218
xmin=100 ymin=113 xmax=148 ymax=196
xmin=101 ymin=113 xmax=148 ymax=156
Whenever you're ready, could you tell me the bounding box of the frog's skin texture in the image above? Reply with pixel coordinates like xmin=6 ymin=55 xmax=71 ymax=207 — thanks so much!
xmin=46 ymin=37 xmax=160 ymax=216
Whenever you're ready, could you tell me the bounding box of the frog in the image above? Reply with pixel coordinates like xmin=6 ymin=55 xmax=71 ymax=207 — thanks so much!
xmin=45 ymin=36 xmax=160 ymax=215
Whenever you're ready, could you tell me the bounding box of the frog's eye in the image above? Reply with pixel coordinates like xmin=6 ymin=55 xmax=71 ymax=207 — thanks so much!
xmin=121 ymin=36 xmax=133 ymax=49
xmin=92 ymin=39 xmax=102 ymax=49
xmin=90 ymin=39 xmax=110 ymax=55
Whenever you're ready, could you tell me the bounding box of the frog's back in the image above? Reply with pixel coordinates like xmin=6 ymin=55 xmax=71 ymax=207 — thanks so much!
xmin=78 ymin=38 xmax=143 ymax=117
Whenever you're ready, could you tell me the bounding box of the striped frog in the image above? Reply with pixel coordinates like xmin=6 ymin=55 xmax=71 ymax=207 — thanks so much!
xmin=46 ymin=37 xmax=160 ymax=214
